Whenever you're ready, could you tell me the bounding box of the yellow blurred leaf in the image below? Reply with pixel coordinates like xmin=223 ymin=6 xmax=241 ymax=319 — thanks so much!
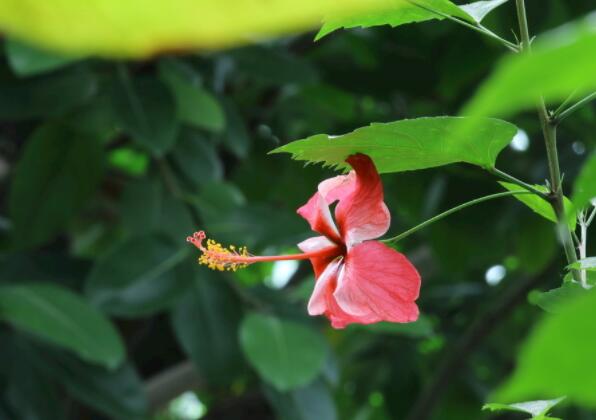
xmin=0 ymin=0 xmax=402 ymax=58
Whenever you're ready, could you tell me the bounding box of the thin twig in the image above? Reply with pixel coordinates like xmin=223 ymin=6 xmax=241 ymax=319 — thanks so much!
xmin=554 ymin=91 xmax=596 ymax=124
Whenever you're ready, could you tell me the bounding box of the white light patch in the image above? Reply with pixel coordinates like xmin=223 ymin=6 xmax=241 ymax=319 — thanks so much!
xmin=169 ymin=392 xmax=206 ymax=420
xmin=269 ymin=260 xmax=299 ymax=289
xmin=485 ymin=265 xmax=506 ymax=286
xmin=510 ymin=129 xmax=529 ymax=152
xmin=572 ymin=141 xmax=586 ymax=155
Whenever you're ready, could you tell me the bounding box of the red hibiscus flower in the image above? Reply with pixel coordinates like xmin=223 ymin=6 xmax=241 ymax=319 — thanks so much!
xmin=187 ymin=153 xmax=421 ymax=329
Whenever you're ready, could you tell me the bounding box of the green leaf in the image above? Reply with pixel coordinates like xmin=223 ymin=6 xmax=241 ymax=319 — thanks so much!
xmin=170 ymin=129 xmax=223 ymax=188
xmin=462 ymin=17 xmax=596 ymax=118
xmin=568 ymin=257 xmax=596 ymax=272
xmin=5 ymin=38 xmax=77 ymax=77
xmin=483 ymin=397 xmax=565 ymax=418
xmin=459 ymin=0 xmax=510 ymax=24
xmin=0 ymin=0 xmax=405 ymax=57
xmin=112 ymin=73 xmax=178 ymax=156
xmin=108 ymin=147 xmax=150 ymax=176
xmin=316 ymin=0 xmax=473 ymax=40
xmin=572 ymin=152 xmax=596 ymax=211
xmin=8 ymin=123 xmax=105 ymax=248
xmin=494 ymin=289 xmax=596 ymax=407
xmin=170 ymin=270 xmax=245 ymax=385
xmin=347 ymin=315 xmax=434 ymax=337
xmin=85 ymin=234 xmax=191 ymax=317
xmin=119 ymin=177 xmax=194 ymax=241
xmin=0 ymin=66 xmax=97 ymax=121
xmin=498 ymin=182 xmax=576 ymax=231
xmin=264 ymin=380 xmax=338 ymax=420
xmin=0 ymin=283 xmax=125 ymax=369
xmin=28 ymin=344 xmax=148 ymax=420
xmin=529 ymin=282 xmax=586 ymax=314
xmin=240 ymin=313 xmax=327 ymax=391
xmin=271 ymin=117 xmax=517 ymax=173
xmin=159 ymin=61 xmax=225 ymax=132
xmin=220 ymin=98 xmax=251 ymax=158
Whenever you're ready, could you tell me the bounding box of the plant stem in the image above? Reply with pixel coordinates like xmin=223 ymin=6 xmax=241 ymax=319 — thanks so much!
xmin=382 ymin=191 xmax=532 ymax=243
xmin=489 ymin=167 xmax=549 ymax=199
xmin=515 ymin=0 xmax=580 ymax=281
xmin=408 ymin=0 xmax=519 ymax=52
xmin=554 ymin=91 xmax=596 ymax=123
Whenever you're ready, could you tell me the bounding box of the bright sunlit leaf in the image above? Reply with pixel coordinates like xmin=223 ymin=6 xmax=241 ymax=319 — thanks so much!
xmin=0 ymin=0 xmax=406 ymax=58
xmin=272 ymin=117 xmax=517 ymax=173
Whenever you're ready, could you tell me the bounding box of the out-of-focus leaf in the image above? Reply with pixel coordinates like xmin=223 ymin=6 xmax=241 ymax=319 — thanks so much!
xmin=109 ymin=147 xmax=150 ymax=176
xmin=5 ymin=38 xmax=77 ymax=77
xmin=499 ymin=182 xmax=576 ymax=230
xmin=265 ymin=380 xmax=338 ymax=420
xmin=0 ymin=0 xmax=401 ymax=57
xmin=483 ymin=397 xmax=564 ymax=418
xmin=462 ymin=17 xmax=596 ymax=118
xmin=85 ymin=234 xmax=191 ymax=317
xmin=8 ymin=123 xmax=105 ymax=248
xmin=515 ymin=216 xmax=557 ymax=275
xmin=572 ymin=152 xmax=596 ymax=211
xmin=160 ymin=62 xmax=225 ymax=132
xmin=348 ymin=315 xmax=434 ymax=337
xmin=112 ymin=73 xmax=178 ymax=155
xmin=494 ymin=290 xmax=596 ymax=407
xmin=171 ymin=270 xmax=245 ymax=385
xmin=0 ymin=66 xmax=97 ymax=121
xmin=240 ymin=313 xmax=327 ymax=391
xmin=0 ymin=333 xmax=66 ymax=420
xmin=459 ymin=0 xmax=510 ymax=23
xmin=193 ymin=181 xmax=246 ymax=220
xmin=272 ymin=117 xmax=517 ymax=173
xmin=171 ymin=129 xmax=223 ymax=188
xmin=119 ymin=177 xmax=194 ymax=241
xmin=220 ymin=98 xmax=251 ymax=158
xmin=316 ymin=0 xmax=473 ymax=40
xmin=231 ymin=46 xmax=319 ymax=85
xmin=529 ymin=282 xmax=586 ymax=314
xmin=0 ymin=283 xmax=125 ymax=369
xmin=568 ymin=257 xmax=596 ymax=272
xmin=28 ymin=344 xmax=147 ymax=420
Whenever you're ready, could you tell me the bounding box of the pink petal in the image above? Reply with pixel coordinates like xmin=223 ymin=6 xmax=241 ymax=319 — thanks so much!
xmin=297 ymin=192 xmax=342 ymax=243
xmin=335 ymin=154 xmax=390 ymax=247
xmin=298 ymin=236 xmax=342 ymax=278
xmin=307 ymin=259 xmax=341 ymax=315
xmin=333 ymin=241 xmax=421 ymax=324
xmin=305 ymin=258 xmax=380 ymax=328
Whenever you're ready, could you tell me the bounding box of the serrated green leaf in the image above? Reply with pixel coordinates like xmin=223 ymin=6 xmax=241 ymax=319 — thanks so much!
xmin=0 ymin=0 xmax=407 ymax=57
xmin=240 ymin=313 xmax=327 ymax=391
xmin=316 ymin=0 xmax=474 ymax=40
xmin=272 ymin=117 xmax=517 ymax=173
xmin=459 ymin=0 xmax=510 ymax=24
xmin=572 ymin=152 xmax=596 ymax=211
xmin=494 ymin=290 xmax=596 ymax=407
xmin=498 ymin=182 xmax=576 ymax=231
xmin=0 ymin=283 xmax=125 ymax=369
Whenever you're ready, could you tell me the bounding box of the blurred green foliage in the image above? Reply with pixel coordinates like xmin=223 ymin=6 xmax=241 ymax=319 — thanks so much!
xmin=0 ymin=1 xmax=595 ymax=420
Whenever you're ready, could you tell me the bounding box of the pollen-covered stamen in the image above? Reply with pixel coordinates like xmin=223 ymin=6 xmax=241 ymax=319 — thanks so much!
xmin=186 ymin=230 xmax=343 ymax=272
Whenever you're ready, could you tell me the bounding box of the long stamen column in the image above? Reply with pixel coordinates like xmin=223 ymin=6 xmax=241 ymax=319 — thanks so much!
xmin=186 ymin=231 xmax=340 ymax=272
